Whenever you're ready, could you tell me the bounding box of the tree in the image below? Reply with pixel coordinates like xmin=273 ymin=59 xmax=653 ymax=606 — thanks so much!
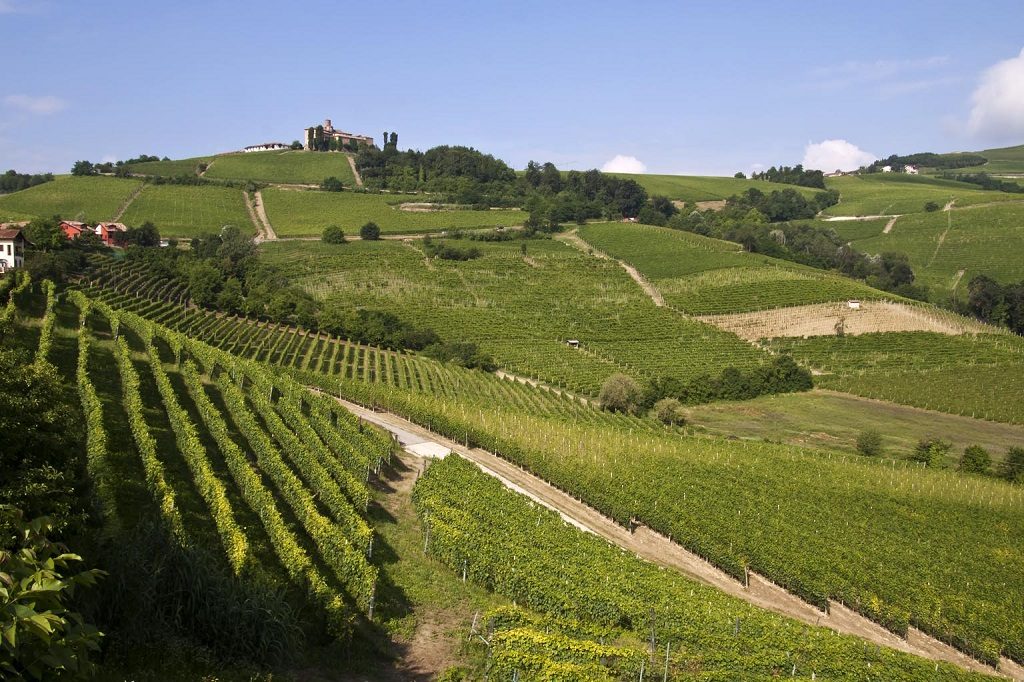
xmin=734 ymin=171 xmax=746 ymax=179
xmin=360 ymin=221 xmax=381 ymax=240
xmin=960 ymin=445 xmax=991 ymax=475
xmin=911 ymin=437 xmax=951 ymax=467
xmin=652 ymin=397 xmax=686 ymax=426
xmin=70 ymin=160 xmax=95 ymax=176
xmin=599 ymin=373 xmax=641 ymax=413
xmin=856 ymin=429 xmax=883 ymax=456
xmin=24 ymin=216 xmax=65 ymax=251
xmin=187 ymin=260 xmax=222 ymax=307
xmin=1001 ymin=446 xmax=1024 ymax=483
xmin=322 ymin=224 xmax=347 ymax=244
xmin=320 ymin=176 xmax=344 ymax=192
xmin=0 ymin=506 xmax=105 ymax=680
xmin=215 ymin=276 xmax=244 ymax=314
xmin=125 ymin=221 xmax=160 ymax=247
xmin=290 ymin=140 xmax=303 ymax=150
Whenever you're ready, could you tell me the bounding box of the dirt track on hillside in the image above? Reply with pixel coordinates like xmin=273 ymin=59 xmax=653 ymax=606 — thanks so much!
xmin=557 ymin=229 xmax=666 ymax=307
xmin=329 ymin=395 xmax=1018 ymax=679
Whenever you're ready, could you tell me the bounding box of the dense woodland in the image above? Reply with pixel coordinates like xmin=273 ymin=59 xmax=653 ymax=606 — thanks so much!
xmin=1 ymin=169 xmax=53 ymax=194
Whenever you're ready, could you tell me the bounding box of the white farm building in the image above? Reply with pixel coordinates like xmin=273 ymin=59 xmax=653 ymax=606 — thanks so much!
xmin=243 ymin=142 xmax=289 ymax=153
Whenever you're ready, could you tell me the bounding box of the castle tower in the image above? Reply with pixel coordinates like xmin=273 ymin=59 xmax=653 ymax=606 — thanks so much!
xmin=324 ymin=118 xmax=333 ymax=133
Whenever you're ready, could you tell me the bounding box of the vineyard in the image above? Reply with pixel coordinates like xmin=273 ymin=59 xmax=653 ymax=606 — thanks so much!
xmin=415 ymin=455 xmax=993 ymax=680
xmin=119 ymin=183 xmax=255 ymax=238
xmin=261 ymin=237 xmax=771 ymax=392
xmin=15 ymin=282 xmax=392 ymax=643
xmin=202 ymin=150 xmax=357 ymax=186
xmin=606 ymin=173 xmax=819 ymax=203
xmin=852 ymin=202 xmax=1024 ymax=295
xmin=0 ymin=175 xmax=143 ymax=222
xmin=822 ymin=174 xmax=1015 ymax=217
xmin=321 ymin=367 xmax=1024 ymax=668
xmin=578 ymin=222 xmax=890 ymax=314
xmin=261 ymin=188 xmax=526 ymax=237
xmin=768 ymin=331 xmax=1024 ymax=424
xmin=124 ymin=155 xmax=214 ymax=177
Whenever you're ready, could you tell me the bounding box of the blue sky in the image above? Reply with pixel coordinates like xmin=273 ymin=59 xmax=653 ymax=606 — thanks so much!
xmin=3 ymin=0 xmax=1023 ymax=175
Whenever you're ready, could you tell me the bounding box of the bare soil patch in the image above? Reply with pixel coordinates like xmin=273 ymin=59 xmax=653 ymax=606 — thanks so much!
xmin=699 ymin=300 xmax=995 ymax=341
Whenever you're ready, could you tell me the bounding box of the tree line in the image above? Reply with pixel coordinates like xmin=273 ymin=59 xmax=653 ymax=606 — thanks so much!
xmin=962 ymin=275 xmax=1024 ymax=334
xmin=750 ymin=164 xmax=826 ymax=189
xmin=1 ymin=168 xmax=53 ymax=194
xmin=866 ymin=152 xmax=988 ymax=172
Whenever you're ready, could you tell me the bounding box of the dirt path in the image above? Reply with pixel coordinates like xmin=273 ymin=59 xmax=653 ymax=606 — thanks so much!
xmin=944 ymin=199 xmax=956 ymax=211
xmin=347 ymin=155 xmax=364 ymax=187
xmin=928 ymin=210 xmax=952 ymax=268
xmin=558 ymin=229 xmax=666 ymax=307
xmin=332 ymin=396 xmax=1017 ymax=679
xmin=951 ymin=268 xmax=967 ymax=293
xmin=110 ymin=183 xmax=147 ymax=222
xmin=250 ymin=190 xmax=277 ymax=242
xmin=882 ymin=215 xmax=899 ymax=234
xmin=243 ymin=190 xmax=265 ymax=240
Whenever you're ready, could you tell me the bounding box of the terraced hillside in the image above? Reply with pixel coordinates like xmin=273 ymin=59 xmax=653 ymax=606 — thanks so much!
xmin=261 ymin=237 xmax=770 ymax=392
xmin=261 ymin=188 xmax=524 ymax=237
xmin=0 ymin=175 xmax=143 ymax=222
xmin=578 ymin=222 xmax=890 ymax=313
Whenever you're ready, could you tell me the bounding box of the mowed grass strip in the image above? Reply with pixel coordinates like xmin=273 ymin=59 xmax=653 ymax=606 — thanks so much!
xmin=0 ymin=175 xmax=143 ymax=222
xmin=262 ymin=188 xmax=526 ymax=236
xmin=120 ymin=184 xmax=254 ymax=238
xmin=204 ymin=151 xmax=355 ymax=185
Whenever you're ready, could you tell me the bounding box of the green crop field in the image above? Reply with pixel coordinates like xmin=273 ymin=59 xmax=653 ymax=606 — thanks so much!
xmin=816 ymin=216 xmax=891 ymax=241
xmin=0 ymin=175 xmax=143 ymax=222
xmin=767 ymin=331 xmax=1024 ymax=423
xmin=852 ymin=202 xmax=1024 ymax=295
xmin=125 ymin=156 xmax=214 ymax=177
xmin=119 ymin=183 xmax=254 ymax=238
xmin=611 ymin=173 xmax=819 ymax=202
xmin=260 ymin=237 xmax=769 ymax=393
xmin=578 ymin=222 xmax=890 ymax=313
xmin=203 ymin=150 xmax=356 ymax=185
xmin=415 ymin=455 xmax=991 ymax=680
xmin=823 ymin=174 xmax=1015 ymax=216
xmin=952 ymin=143 xmax=1024 ymax=175
xmin=261 ymin=188 xmax=526 ymax=236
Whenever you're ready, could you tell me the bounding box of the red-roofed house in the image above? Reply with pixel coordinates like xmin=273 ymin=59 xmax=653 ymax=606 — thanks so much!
xmin=60 ymin=220 xmax=88 ymax=240
xmin=95 ymin=222 xmax=128 ymax=246
xmin=0 ymin=228 xmax=32 ymax=272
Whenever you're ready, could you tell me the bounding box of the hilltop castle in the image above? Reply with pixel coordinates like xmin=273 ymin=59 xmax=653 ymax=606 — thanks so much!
xmin=304 ymin=119 xmax=374 ymax=151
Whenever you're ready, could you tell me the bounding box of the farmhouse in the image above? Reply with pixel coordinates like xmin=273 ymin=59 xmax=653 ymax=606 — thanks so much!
xmin=60 ymin=220 xmax=88 ymax=240
xmin=0 ymin=228 xmax=31 ymax=272
xmin=904 ymin=164 xmax=919 ymax=175
xmin=243 ymin=142 xmax=288 ymax=153
xmin=304 ymin=119 xmax=374 ymax=150
xmin=95 ymin=222 xmax=128 ymax=246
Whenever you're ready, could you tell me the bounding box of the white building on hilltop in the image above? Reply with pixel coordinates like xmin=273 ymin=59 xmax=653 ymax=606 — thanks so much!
xmin=243 ymin=142 xmax=289 ymax=153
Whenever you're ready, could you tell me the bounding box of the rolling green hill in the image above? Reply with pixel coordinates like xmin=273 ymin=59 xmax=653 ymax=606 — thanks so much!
xmin=948 ymin=143 xmax=1024 ymax=175
xmin=822 ymin=173 xmax=1015 ymax=216
xmin=204 ymin=150 xmax=357 ymax=185
xmin=0 ymin=175 xmax=143 ymax=223
xmin=125 ymin=155 xmax=214 ymax=177
xmin=120 ymin=184 xmax=254 ymax=238
xmin=609 ymin=172 xmax=818 ymax=202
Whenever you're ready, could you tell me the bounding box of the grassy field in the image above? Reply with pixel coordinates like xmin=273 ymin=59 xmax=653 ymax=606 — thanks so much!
xmin=951 ymin=143 xmax=1024 ymax=175
xmin=611 ymin=173 xmax=819 ymax=202
xmin=120 ymin=184 xmax=255 ymax=238
xmin=0 ymin=175 xmax=142 ymax=222
xmin=823 ymin=173 xmax=1015 ymax=216
xmin=125 ymin=156 xmax=214 ymax=177
xmin=816 ymin=216 xmax=891 ymax=241
xmin=852 ymin=202 xmax=1024 ymax=295
xmin=578 ymin=222 xmax=890 ymax=313
xmin=260 ymin=237 xmax=769 ymax=393
xmin=768 ymin=331 xmax=1024 ymax=424
xmin=685 ymin=389 xmax=1024 ymax=463
xmin=261 ymin=188 xmax=526 ymax=236
xmin=203 ymin=151 xmax=356 ymax=185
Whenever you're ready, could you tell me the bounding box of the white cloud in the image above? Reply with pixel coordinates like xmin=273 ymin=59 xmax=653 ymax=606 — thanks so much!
xmin=802 ymin=139 xmax=875 ymax=172
xmin=967 ymin=47 xmax=1024 ymax=139
xmin=4 ymin=94 xmax=67 ymax=115
xmin=601 ymin=154 xmax=647 ymax=174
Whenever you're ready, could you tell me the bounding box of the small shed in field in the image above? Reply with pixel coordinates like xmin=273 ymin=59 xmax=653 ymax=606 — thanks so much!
xmin=566 ymin=339 xmax=580 ymax=349
xmin=847 ymin=300 xmax=862 ymax=310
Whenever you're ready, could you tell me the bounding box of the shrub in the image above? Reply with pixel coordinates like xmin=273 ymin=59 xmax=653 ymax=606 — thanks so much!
xmin=924 ymin=201 xmax=940 ymax=212
xmin=652 ymin=397 xmax=686 ymax=426
xmin=960 ymin=445 xmax=991 ymax=475
xmin=856 ymin=429 xmax=883 ymax=456
xmin=911 ymin=437 xmax=951 ymax=467
xmin=359 ymin=221 xmax=381 ymax=240
xmin=1002 ymin=446 xmax=1024 ymax=483
xmin=599 ymin=373 xmax=641 ymax=414
xmin=322 ymin=224 xmax=346 ymax=244
xmin=320 ymin=176 xmax=343 ymax=192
